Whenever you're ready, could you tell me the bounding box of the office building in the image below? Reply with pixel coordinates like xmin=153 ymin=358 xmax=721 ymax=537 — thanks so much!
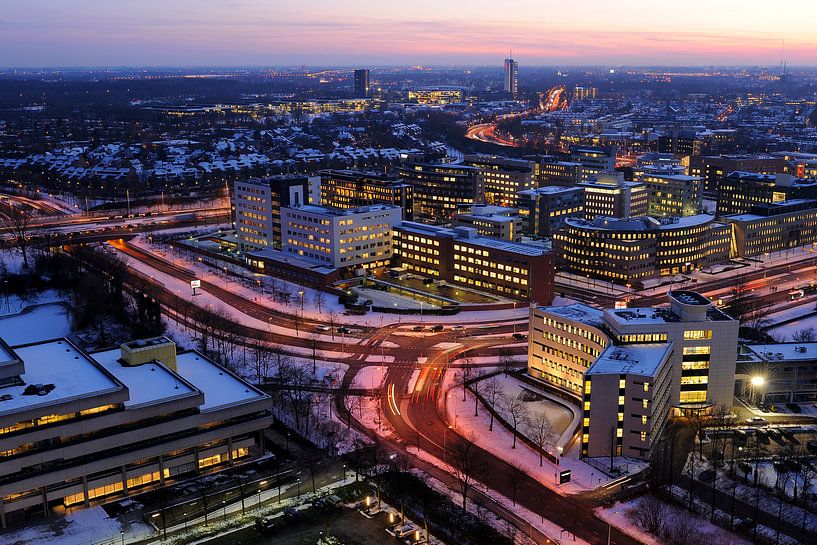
xmin=553 ymin=215 xmax=730 ymax=285
xmin=723 ymin=199 xmax=817 ymax=257
xmin=407 ymin=87 xmax=464 ymax=105
xmin=353 ymin=69 xmax=370 ymax=98
xmin=580 ymin=173 xmax=649 ymax=220
xmin=689 ymin=154 xmax=785 ymax=193
xmin=397 ymin=163 xmax=481 ymax=223
xmin=570 ymin=146 xmax=616 ymax=182
xmin=772 ymin=151 xmax=817 ymax=179
xmin=281 ymin=204 xmax=401 ymax=270
xmin=716 ymin=171 xmax=817 ymax=216
xmin=234 ymin=176 xmax=318 ymax=251
xmin=529 ymin=292 xmax=738 ymax=460
xmin=533 ymin=159 xmax=583 ymax=186
xmin=528 ymin=304 xmax=609 ymax=396
xmin=737 ymin=342 xmax=817 ymax=403
xmin=602 ymin=291 xmax=740 ymax=409
xmin=318 ymin=169 xmax=413 ymax=220
xmin=0 ymin=336 xmax=272 ymax=528
xmin=452 ymin=205 xmax=523 ymax=242
xmin=504 ymin=58 xmax=519 ymax=99
xmin=517 ymin=186 xmax=585 ymax=237
xmin=462 ymin=154 xmax=536 ymax=208
xmin=582 ymin=343 xmax=673 ymax=459
xmin=642 ymin=173 xmax=703 ymax=217
xmin=393 ymin=222 xmax=554 ymax=302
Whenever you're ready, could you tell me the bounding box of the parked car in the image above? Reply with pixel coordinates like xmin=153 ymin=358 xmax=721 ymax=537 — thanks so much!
xmin=316 ymin=325 xmax=331 ymax=332
xmin=283 ymin=507 xmax=302 ymax=523
xmin=745 ymin=416 xmax=767 ymax=425
xmin=512 ymin=333 xmax=527 ymax=341
xmin=412 ymin=325 xmax=424 ymax=332
xmin=431 ymin=324 xmax=444 ymax=332
xmin=255 ymin=516 xmax=276 ymax=534
xmin=337 ymin=327 xmax=352 ymax=334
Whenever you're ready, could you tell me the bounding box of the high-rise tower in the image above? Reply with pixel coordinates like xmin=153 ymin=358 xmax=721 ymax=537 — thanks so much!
xmin=354 ymin=69 xmax=370 ymax=98
xmin=504 ymin=55 xmax=518 ymax=99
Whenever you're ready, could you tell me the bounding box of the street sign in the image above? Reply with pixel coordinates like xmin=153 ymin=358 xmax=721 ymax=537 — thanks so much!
xmin=559 ymin=470 xmax=572 ymax=485
xmin=190 ymin=280 xmax=201 ymax=289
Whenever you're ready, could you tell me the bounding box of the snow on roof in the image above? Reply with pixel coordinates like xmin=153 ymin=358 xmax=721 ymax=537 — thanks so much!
xmin=743 ymin=343 xmax=817 ymax=362
xmin=538 ymin=304 xmax=604 ymax=327
xmin=175 ymin=352 xmax=266 ymax=411
xmin=0 ymin=339 xmax=122 ymax=415
xmin=587 ymin=343 xmax=673 ymax=377
xmin=91 ymin=348 xmax=198 ymax=408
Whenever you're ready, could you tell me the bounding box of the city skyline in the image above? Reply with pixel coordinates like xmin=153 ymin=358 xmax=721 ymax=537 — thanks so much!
xmin=1 ymin=0 xmax=816 ymax=67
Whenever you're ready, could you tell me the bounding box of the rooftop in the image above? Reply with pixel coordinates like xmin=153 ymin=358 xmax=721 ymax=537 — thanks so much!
xmin=286 ymin=204 xmax=400 ymax=217
xmin=587 ymin=343 xmax=673 ymax=377
xmin=565 ymin=214 xmax=714 ymax=232
xmin=0 ymin=339 xmax=122 ymax=416
xmin=397 ymin=222 xmax=545 ymax=257
xmin=518 ymin=186 xmax=583 ymax=196
xmin=92 ymin=348 xmax=198 ymax=408
xmin=538 ymin=304 xmax=604 ymax=328
xmin=175 ymin=352 xmax=266 ymax=411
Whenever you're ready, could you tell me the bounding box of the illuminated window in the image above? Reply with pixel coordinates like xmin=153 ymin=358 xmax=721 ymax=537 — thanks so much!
xmin=683 ymin=330 xmax=712 ymax=340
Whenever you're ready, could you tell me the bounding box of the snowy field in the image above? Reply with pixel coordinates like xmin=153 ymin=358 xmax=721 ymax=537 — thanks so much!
xmin=351 ymin=365 xmax=388 ymax=390
xmin=0 ymin=302 xmax=72 ymax=345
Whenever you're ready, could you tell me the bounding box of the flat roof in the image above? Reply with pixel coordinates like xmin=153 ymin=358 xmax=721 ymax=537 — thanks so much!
xmin=565 ymin=214 xmax=714 ymax=232
xmin=0 ymin=339 xmax=122 ymax=416
xmin=587 ymin=343 xmax=673 ymax=377
xmin=538 ymin=304 xmax=604 ymax=327
xmin=518 ymin=186 xmax=582 ymax=195
xmin=743 ymin=343 xmax=817 ymax=362
xmin=175 ymin=352 xmax=266 ymax=411
xmin=248 ymin=247 xmax=336 ymax=274
xmin=397 ymin=222 xmax=545 ymax=256
xmin=285 ymin=204 xmax=399 ymax=217
xmin=92 ymin=348 xmax=198 ymax=408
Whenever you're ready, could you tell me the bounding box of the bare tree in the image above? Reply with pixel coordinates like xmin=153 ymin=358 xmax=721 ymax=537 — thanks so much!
xmin=454 ymin=365 xmax=472 ymax=402
xmin=630 ymin=495 xmax=667 ymax=536
xmin=343 ymin=394 xmax=362 ymax=429
xmin=524 ymin=411 xmax=556 ymax=466
xmin=4 ymin=207 xmax=37 ymax=270
xmin=450 ymin=430 xmax=481 ymax=511
xmin=501 ymin=393 xmax=528 ymax=449
xmin=314 ymin=291 xmax=326 ymax=314
xmin=499 ymin=348 xmax=515 ymax=375
xmin=482 ymin=377 xmax=502 ymax=431
xmin=469 ymin=371 xmax=486 ymax=416
xmin=791 ymin=327 xmax=817 ymax=342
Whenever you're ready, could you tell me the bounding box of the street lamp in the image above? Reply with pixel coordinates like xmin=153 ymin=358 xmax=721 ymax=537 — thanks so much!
xmin=751 ymin=375 xmax=765 ymax=405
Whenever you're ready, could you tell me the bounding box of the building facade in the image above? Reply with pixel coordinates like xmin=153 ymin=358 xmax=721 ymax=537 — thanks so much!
xmin=642 ymin=173 xmax=703 ymax=217
xmin=689 ymin=154 xmax=785 ymax=193
xmin=580 ymin=173 xmax=649 ymax=220
xmin=716 ymin=171 xmax=817 ymax=216
xmin=234 ymin=176 xmax=317 ymax=251
xmin=318 ymin=169 xmax=413 ymax=220
xmin=397 ymin=163 xmax=481 ymax=223
xmin=354 ymin=69 xmax=370 ymax=98
xmin=281 ymin=204 xmax=401 ymax=270
xmin=452 ymin=205 xmax=523 ymax=242
xmin=463 ymin=155 xmax=536 ymax=208
xmin=533 ymin=158 xmax=583 ymax=186
xmin=569 ymin=146 xmax=616 ymax=182
xmin=553 ymin=215 xmax=731 ymax=285
xmin=504 ymin=58 xmax=519 ymax=98
xmin=517 ymin=186 xmax=585 ymax=237
xmin=407 ymin=87 xmax=464 ymax=105
xmin=0 ymin=337 xmax=272 ymax=528
xmin=393 ymin=222 xmax=554 ymax=303
xmin=723 ymin=199 xmax=817 ymax=257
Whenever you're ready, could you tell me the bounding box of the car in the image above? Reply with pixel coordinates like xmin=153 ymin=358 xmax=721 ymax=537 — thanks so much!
xmin=745 ymin=416 xmax=767 ymax=425
xmin=394 ymin=524 xmax=417 ymax=538
xmin=255 ymin=516 xmax=276 ymax=534
xmin=337 ymin=327 xmax=352 ymax=334
xmin=412 ymin=325 xmax=424 ymax=332
xmin=430 ymin=324 xmax=444 ymax=332
xmin=316 ymin=325 xmax=331 ymax=332
xmin=283 ymin=507 xmax=302 ymax=523
xmin=512 ymin=333 xmax=527 ymax=341
xmin=452 ymin=325 xmax=465 ymax=331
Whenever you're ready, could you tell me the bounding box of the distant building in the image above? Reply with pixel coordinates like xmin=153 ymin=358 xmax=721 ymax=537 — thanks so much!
xmin=393 ymin=222 xmax=554 ymax=302
xmin=553 ymin=215 xmax=731 ymax=285
xmin=531 ymin=158 xmax=583 ymax=186
xmin=570 ymin=146 xmax=616 ymax=182
xmin=715 ymin=171 xmax=817 ymax=216
xmin=407 ymin=87 xmax=464 ymax=105
xmin=504 ymin=58 xmax=519 ymax=99
xmin=689 ymin=154 xmax=785 ymax=193
xmin=234 ymin=176 xmax=318 ymax=252
xmin=281 ymin=204 xmax=401 ymax=270
xmin=738 ymin=342 xmax=817 ymax=403
xmin=773 ymin=151 xmax=817 ymax=179
xmin=354 ymin=69 xmax=370 ymax=98
xmin=397 ymin=163 xmax=481 ymax=223
xmin=573 ymin=86 xmax=598 ymax=101
xmin=723 ymin=199 xmax=817 ymax=257
xmin=517 ymin=185 xmax=585 ymax=237
xmin=462 ymin=154 xmax=536 ymax=208
xmin=579 ymin=173 xmax=649 ymax=220
xmin=0 ymin=336 xmax=272 ymax=528
xmin=641 ymin=173 xmax=703 ymax=217
xmin=318 ymin=169 xmax=413 ymax=220
xmin=452 ymin=204 xmax=523 ymax=242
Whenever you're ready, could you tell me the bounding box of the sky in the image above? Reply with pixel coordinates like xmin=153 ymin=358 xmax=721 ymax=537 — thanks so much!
xmin=0 ymin=0 xmax=815 ymax=67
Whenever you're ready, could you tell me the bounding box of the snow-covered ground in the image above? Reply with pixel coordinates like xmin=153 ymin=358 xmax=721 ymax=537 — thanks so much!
xmin=595 ymin=495 xmax=752 ymax=545
xmin=0 ymin=302 xmax=72 ymax=345
xmin=351 ymin=365 xmax=388 ymax=390
xmin=442 ymin=371 xmax=618 ymax=493
xmin=0 ymin=290 xmax=67 ymax=317
xmin=0 ymin=504 xmax=154 ymax=545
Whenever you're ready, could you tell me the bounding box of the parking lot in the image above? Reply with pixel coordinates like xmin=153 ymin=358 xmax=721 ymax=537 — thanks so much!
xmin=202 ymin=506 xmax=406 ymax=545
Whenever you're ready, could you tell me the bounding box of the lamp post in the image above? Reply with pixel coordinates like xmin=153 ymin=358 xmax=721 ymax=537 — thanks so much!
xmin=750 ymin=375 xmax=765 ymax=405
